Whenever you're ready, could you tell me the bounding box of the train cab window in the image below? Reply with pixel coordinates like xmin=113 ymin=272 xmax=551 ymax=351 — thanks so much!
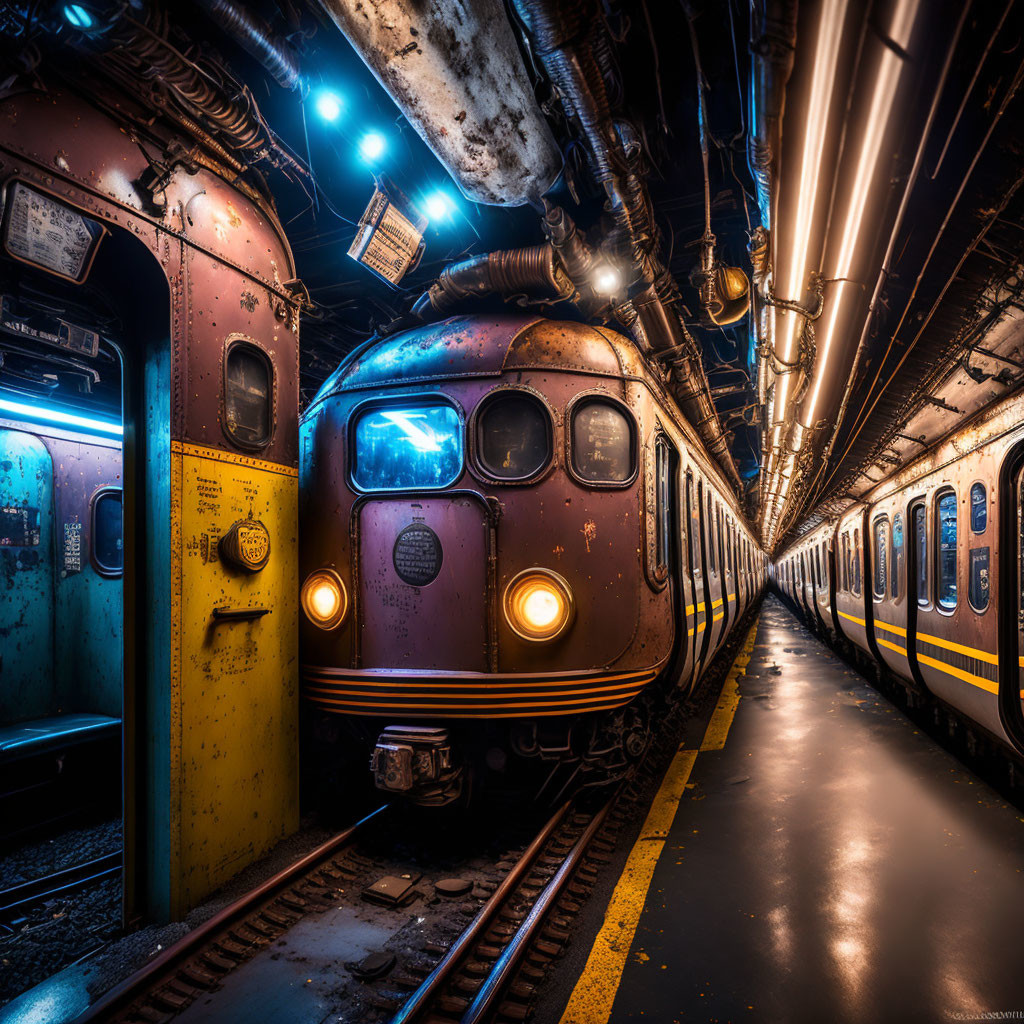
xmin=851 ymin=529 xmax=862 ymax=596
xmin=891 ymin=513 xmax=904 ymax=600
xmin=936 ymin=490 xmax=957 ymax=611
xmin=91 ymin=488 xmax=123 ymax=577
xmin=224 ymin=341 xmax=273 ymax=448
xmin=971 ymin=483 xmax=987 ymax=533
xmin=873 ymin=518 xmax=888 ymax=600
xmin=571 ymin=400 xmax=634 ymax=483
xmin=477 ymin=391 xmax=551 ymax=480
xmin=352 ymin=402 xmax=463 ymax=491
xmin=914 ymin=504 xmax=928 ymax=607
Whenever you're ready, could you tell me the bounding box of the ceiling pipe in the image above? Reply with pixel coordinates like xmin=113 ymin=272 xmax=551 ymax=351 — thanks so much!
xmin=314 ymin=0 xmax=562 ymax=206
xmin=511 ymin=0 xmax=743 ymax=494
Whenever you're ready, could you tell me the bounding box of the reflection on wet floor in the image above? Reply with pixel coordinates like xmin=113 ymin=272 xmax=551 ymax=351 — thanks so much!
xmin=603 ymin=596 xmax=1024 ymax=1024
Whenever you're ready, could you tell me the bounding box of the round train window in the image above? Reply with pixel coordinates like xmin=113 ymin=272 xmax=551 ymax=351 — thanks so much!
xmin=477 ymin=392 xmax=551 ymax=480
xmin=571 ymin=400 xmax=634 ymax=483
xmin=225 ymin=342 xmax=272 ymax=448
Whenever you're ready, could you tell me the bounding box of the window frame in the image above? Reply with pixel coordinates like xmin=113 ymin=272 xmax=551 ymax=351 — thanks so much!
xmin=891 ymin=512 xmax=903 ymax=601
xmin=221 ymin=336 xmax=276 ymax=452
xmin=935 ymin=487 xmax=958 ymax=614
xmin=565 ymin=393 xmax=638 ymax=488
xmin=348 ymin=394 xmax=466 ymax=494
xmin=470 ymin=385 xmax=554 ymax=486
xmin=970 ymin=481 xmax=987 ymax=535
xmin=90 ymin=485 xmax=124 ymax=579
xmin=872 ymin=515 xmax=889 ymax=601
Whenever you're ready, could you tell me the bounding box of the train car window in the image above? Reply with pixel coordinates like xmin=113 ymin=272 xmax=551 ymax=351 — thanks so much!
xmin=840 ymin=533 xmax=849 ymax=591
xmin=936 ymin=490 xmax=957 ymax=610
xmin=477 ymin=392 xmax=551 ymax=480
xmin=352 ymin=402 xmax=463 ymax=491
xmin=655 ymin=438 xmax=671 ymax=571
xmin=969 ymin=546 xmax=990 ymax=613
xmin=873 ymin=518 xmax=888 ymax=599
xmin=686 ymin=473 xmax=698 ymax=575
xmin=814 ymin=546 xmax=822 ymax=588
xmin=708 ymin=494 xmax=717 ymax=573
xmin=224 ymin=341 xmax=273 ymax=448
xmin=971 ymin=483 xmax=987 ymax=533
xmin=914 ymin=504 xmax=928 ymax=607
xmin=851 ymin=529 xmax=862 ymax=596
xmin=91 ymin=488 xmax=123 ymax=576
xmin=570 ymin=400 xmax=634 ymax=483
xmin=891 ymin=513 xmax=904 ymax=600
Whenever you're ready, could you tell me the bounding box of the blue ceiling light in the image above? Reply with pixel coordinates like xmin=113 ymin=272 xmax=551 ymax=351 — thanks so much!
xmin=314 ymin=89 xmax=343 ymax=123
xmin=358 ymin=131 xmax=387 ymax=163
xmin=0 ymin=396 xmax=122 ymax=437
xmin=422 ymin=190 xmax=456 ymax=223
xmin=62 ymin=4 xmax=94 ymax=29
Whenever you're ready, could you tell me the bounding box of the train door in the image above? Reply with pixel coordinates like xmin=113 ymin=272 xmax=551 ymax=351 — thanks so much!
xmin=0 ymin=431 xmax=56 ymax=719
xmin=694 ymin=478 xmax=714 ymax=676
xmin=676 ymin=465 xmax=699 ymax=691
xmin=999 ymin=450 xmax=1024 ymax=752
xmin=720 ymin=510 xmax=733 ymax=637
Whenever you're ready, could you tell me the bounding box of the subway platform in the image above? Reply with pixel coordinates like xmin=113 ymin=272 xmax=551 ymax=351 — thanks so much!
xmin=552 ymin=596 xmax=1024 ymax=1024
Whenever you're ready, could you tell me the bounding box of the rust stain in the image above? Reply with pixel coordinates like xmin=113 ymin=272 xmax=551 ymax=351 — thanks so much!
xmin=581 ymin=519 xmax=597 ymax=553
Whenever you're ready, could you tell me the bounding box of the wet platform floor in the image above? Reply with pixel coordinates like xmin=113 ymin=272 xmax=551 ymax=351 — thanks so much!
xmin=560 ymin=596 xmax=1024 ymax=1024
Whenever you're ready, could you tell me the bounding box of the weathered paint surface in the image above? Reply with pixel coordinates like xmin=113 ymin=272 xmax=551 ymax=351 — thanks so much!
xmin=0 ymin=430 xmax=55 ymax=721
xmin=172 ymin=442 xmax=299 ymax=908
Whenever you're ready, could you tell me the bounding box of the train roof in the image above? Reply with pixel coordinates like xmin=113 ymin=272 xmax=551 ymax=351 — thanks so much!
xmin=307 ymin=315 xmax=645 ymax=407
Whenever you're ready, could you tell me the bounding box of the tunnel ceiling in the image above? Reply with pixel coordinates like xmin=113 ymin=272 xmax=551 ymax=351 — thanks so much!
xmin=3 ymin=1 xmax=1024 ymax=549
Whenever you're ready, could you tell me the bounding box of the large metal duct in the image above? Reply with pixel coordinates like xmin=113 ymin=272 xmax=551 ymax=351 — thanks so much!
xmin=314 ymin=0 xmax=563 ymax=206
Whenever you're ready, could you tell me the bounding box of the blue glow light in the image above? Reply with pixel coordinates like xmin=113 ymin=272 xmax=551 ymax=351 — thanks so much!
xmin=422 ymin=191 xmax=455 ymax=223
xmin=0 ymin=397 xmax=122 ymax=437
xmin=359 ymin=132 xmax=387 ymax=162
xmin=63 ymin=4 xmax=93 ymax=29
xmin=314 ymin=89 xmax=343 ymax=123
xmin=353 ymin=404 xmax=462 ymax=491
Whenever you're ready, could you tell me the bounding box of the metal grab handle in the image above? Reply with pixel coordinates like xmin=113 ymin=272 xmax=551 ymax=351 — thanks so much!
xmin=212 ymin=607 xmax=271 ymax=622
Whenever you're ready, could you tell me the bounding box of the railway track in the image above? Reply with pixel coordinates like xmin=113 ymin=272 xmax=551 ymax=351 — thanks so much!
xmin=0 ymin=851 xmax=121 ymax=928
xmin=67 ymin=614 xmax=757 ymax=1024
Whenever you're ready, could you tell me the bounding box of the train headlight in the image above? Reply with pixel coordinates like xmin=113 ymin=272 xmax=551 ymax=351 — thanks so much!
xmin=503 ymin=568 xmax=575 ymax=642
xmin=301 ymin=569 xmax=348 ymax=630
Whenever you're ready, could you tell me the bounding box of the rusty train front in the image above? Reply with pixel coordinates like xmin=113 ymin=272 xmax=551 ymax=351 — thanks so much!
xmin=299 ymin=315 xmax=765 ymax=805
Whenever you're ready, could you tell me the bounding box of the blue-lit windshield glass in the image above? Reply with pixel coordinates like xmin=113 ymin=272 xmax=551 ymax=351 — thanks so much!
xmin=353 ymin=404 xmax=462 ymax=491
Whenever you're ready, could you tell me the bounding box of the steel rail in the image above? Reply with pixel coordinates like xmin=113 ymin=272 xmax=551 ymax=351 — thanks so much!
xmin=387 ymin=799 xmax=573 ymax=1024
xmin=73 ymin=804 xmax=388 ymax=1023
xmin=0 ymin=851 xmax=122 ymax=918
xmin=460 ymin=800 xmax=613 ymax=1024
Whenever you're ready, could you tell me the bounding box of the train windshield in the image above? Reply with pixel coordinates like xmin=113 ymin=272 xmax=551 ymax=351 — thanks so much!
xmin=353 ymin=403 xmax=463 ymax=491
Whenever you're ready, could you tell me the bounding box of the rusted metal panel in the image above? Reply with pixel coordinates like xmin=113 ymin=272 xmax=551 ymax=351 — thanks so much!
xmin=316 ymin=0 xmax=562 ymax=206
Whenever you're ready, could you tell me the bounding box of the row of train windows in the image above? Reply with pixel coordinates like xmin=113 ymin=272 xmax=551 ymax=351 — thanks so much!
xmin=857 ymin=483 xmax=989 ymax=613
xmin=351 ymin=394 xmax=634 ymax=491
xmin=652 ymin=439 xmax=759 ymax=585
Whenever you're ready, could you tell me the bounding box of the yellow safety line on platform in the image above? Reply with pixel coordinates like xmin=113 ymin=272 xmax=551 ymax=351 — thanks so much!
xmin=557 ymin=617 xmax=760 ymax=1024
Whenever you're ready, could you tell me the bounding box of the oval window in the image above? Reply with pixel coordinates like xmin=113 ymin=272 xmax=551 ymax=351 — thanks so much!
xmin=571 ymin=400 xmax=634 ymax=483
xmin=970 ymin=483 xmax=986 ymax=533
xmin=92 ymin=488 xmax=123 ymax=577
xmin=936 ymin=490 xmax=957 ymax=611
xmin=225 ymin=342 xmax=272 ymax=448
xmin=477 ymin=392 xmax=551 ymax=480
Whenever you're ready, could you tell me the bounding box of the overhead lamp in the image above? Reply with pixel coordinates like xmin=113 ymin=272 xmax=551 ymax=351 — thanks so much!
xmin=592 ymin=263 xmax=622 ymax=296
xmin=314 ymin=89 xmax=343 ymax=123
xmin=422 ymin=190 xmax=455 ymax=222
xmin=63 ymin=4 xmax=94 ymax=29
xmin=359 ymin=132 xmax=386 ymax=162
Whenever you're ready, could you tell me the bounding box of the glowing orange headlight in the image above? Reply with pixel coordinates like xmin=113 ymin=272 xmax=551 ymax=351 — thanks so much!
xmin=503 ymin=568 xmax=575 ymax=642
xmin=301 ymin=568 xmax=348 ymax=630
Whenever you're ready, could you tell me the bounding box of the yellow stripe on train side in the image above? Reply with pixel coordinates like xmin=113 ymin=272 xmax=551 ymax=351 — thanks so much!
xmin=876 ymin=636 xmax=907 ymax=657
xmin=687 ymin=620 xmax=708 ymax=637
xmin=684 ymin=601 xmax=707 ymax=615
xmin=838 ymin=610 xmax=866 ymax=627
xmin=916 ymin=652 xmax=998 ymax=694
xmin=916 ymin=630 xmax=998 ymax=666
xmin=874 ymin=620 xmax=907 ymax=638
